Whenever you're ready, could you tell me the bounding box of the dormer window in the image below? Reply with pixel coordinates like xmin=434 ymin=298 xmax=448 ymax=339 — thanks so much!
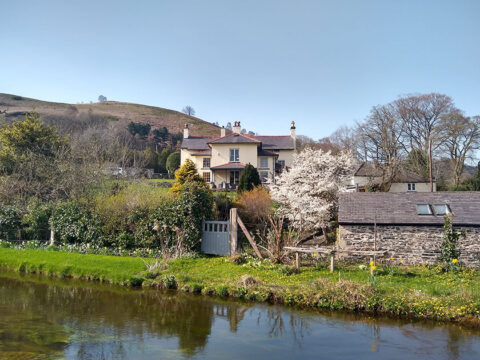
xmin=433 ymin=204 xmax=451 ymax=215
xmin=230 ymin=148 xmax=239 ymax=162
xmin=416 ymin=204 xmax=432 ymax=215
xmin=408 ymin=183 xmax=416 ymax=192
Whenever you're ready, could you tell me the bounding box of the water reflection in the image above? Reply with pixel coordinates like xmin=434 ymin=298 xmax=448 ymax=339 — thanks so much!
xmin=0 ymin=273 xmax=479 ymax=359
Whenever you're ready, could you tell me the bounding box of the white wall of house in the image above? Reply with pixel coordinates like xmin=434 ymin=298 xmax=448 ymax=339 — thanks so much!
xmin=210 ymin=143 xmax=259 ymax=167
xmin=389 ymin=182 xmax=436 ymax=192
xmin=277 ymin=149 xmax=294 ymax=168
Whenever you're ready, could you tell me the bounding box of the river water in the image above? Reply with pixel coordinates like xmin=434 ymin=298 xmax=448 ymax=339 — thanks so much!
xmin=0 ymin=273 xmax=479 ymax=359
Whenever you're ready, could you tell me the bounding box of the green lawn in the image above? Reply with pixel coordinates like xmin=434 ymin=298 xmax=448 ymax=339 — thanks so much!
xmin=0 ymin=248 xmax=479 ymax=325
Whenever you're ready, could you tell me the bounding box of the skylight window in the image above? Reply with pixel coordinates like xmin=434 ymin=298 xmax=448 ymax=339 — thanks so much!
xmin=416 ymin=204 xmax=433 ymax=215
xmin=433 ymin=204 xmax=451 ymax=215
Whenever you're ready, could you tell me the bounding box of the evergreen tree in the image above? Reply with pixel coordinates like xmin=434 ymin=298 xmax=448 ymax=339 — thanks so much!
xmin=171 ymin=158 xmax=205 ymax=192
xmin=237 ymin=164 xmax=261 ymax=193
xmin=166 ymin=152 xmax=181 ymax=174
xmin=159 ymin=148 xmax=171 ymax=172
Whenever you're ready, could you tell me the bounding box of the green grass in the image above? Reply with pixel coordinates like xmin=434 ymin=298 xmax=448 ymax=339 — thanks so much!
xmin=0 ymin=248 xmax=146 ymax=285
xmin=148 ymin=179 xmax=175 ymax=183
xmin=1 ymin=248 xmax=479 ymax=326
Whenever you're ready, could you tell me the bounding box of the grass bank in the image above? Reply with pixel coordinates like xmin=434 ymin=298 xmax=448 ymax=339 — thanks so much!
xmin=1 ymin=248 xmax=479 ymax=327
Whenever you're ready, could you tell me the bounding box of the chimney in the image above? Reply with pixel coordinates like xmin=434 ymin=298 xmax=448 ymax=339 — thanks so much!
xmin=183 ymin=123 xmax=189 ymax=139
xmin=220 ymin=126 xmax=226 ymax=137
xmin=290 ymin=121 xmax=296 ymax=150
xmin=233 ymin=121 xmax=241 ymax=134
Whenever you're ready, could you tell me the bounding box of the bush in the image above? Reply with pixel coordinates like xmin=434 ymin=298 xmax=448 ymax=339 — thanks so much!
xmin=440 ymin=214 xmax=464 ymax=271
xmin=171 ymin=158 xmax=205 ymax=193
xmin=0 ymin=205 xmax=22 ymax=240
xmin=151 ymin=183 xmax=213 ymax=256
xmin=23 ymin=201 xmax=54 ymax=241
xmin=166 ymin=152 xmax=181 ymax=174
xmin=235 ymin=187 xmax=272 ymax=225
xmin=49 ymin=201 xmax=105 ymax=246
xmin=237 ymin=164 xmax=261 ymax=193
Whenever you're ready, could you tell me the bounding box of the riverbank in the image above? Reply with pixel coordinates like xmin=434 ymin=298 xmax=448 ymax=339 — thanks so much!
xmin=1 ymin=248 xmax=479 ymax=327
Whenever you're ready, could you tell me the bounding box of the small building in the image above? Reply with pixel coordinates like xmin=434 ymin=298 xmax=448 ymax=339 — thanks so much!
xmin=180 ymin=121 xmax=296 ymax=189
xmin=347 ymin=162 xmax=436 ymax=192
xmin=337 ymin=192 xmax=480 ymax=267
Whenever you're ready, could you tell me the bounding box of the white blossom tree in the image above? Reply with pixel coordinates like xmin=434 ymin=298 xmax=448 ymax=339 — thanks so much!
xmin=270 ymin=147 xmax=355 ymax=243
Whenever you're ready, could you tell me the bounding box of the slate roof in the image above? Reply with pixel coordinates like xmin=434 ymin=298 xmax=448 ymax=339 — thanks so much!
xmin=181 ymin=137 xmax=217 ymax=150
xmin=210 ymin=162 xmax=246 ymax=170
xmin=181 ymin=134 xmax=295 ymax=150
xmin=338 ymin=192 xmax=480 ymax=226
xmin=257 ymin=148 xmax=278 ymax=156
xmin=208 ymin=133 xmax=261 ymax=144
xmin=254 ymin=136 xmax=295 ymax=150
xmin=191 ymin=149 xmax=212 ymax=156
xmin=355 ymin=162 xmax=431 ymax=183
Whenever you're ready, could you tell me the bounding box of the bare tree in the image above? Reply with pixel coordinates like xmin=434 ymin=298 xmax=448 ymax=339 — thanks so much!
xmin=182 ymin=106 xmax=195 ymax=116
xmin=439 ymin=114 xmax=480 ymax=186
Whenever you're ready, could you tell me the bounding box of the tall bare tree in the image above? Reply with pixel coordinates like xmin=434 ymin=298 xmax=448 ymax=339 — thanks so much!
xmin=440 ymin=114 xmax=480 ymax=186
xmin=395 ymin=93 xmax=458 ymax=190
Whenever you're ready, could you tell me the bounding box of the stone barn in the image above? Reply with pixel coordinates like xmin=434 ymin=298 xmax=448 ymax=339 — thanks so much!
xmin=337 ymin=192 xmax=480 ymax=267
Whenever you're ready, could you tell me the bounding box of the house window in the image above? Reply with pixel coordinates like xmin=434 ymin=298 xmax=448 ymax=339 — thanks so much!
xmin=203 ymin=158 xmax=210 ymax=168
xmin=416 ymin=204 xmax=432 ymax=215
xmin=230 ymin=170 xmax=240 ymax=184
xmin=407 ymin=183 xmax=416 ymax=192
xmin=230 ymin=149 xmax=239 ymax=162
xmin=260 ymin=157 xmax=268 ymax=168
xmin=433 ymin=204 xmax=451 ymax=215
xmin=203 ymin=172 xmax=211 ymax=183
xmin=260 ymin=171 xmax=269 ymax=182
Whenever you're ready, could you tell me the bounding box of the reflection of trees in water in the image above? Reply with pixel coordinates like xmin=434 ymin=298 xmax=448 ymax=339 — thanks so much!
xmin=253 ymin=308 xmax=311 ymax=347
xmin=2 ymin=276 xmax=479 ymax=360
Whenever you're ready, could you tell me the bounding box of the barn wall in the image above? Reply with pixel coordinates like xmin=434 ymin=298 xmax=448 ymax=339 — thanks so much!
xmin=337 ymin=224 xmax=480 ymax=267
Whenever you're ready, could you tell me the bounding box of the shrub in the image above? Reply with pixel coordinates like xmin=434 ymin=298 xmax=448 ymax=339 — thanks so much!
xmin=440 ymin=214 xmax=464 ymax=271
xmin=171 ymin=158 xmax=205 ymax=193
xmin=237 ymin=164 xmax=261 ymax=193
xmin=49 ymin=201 xmax=105 ymax=245
xmin=166 ymin=152 xmax=181 ymax=174
xmin=23 ymin=201 xmax=54 ymax=241
xmin=0 ymin=204 xmax=22 ymax=240
xmin=235 ymin=187 xmax=272 ymax=225
xmin=151 ymin=183 xmax=213 ymax=256
xmin=94 ymin=182 xmax=170 ymax=243
xmin=163 ymin=275 xmax=178 ymax=289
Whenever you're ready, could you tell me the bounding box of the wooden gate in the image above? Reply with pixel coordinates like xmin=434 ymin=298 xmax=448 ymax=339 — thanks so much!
xmin=201 ymin=220 xmax=231 ymax=255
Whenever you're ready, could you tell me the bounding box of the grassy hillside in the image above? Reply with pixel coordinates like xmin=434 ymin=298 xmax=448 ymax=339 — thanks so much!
xmin=0 ymin=93 xmax=221 ymax=137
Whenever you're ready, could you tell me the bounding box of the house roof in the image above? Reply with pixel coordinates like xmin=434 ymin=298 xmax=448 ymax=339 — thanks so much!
xmin=191 ymin=149 xmax=212 ymax=156
xmin=210 ymin=162 xmax=246 ymax=170
xmin=181 ymin=137 xmax=217 ymax=150
xmin=354 ymin=162 xmax=431 ymax=183
xmin=257 ymin=148 xmax=278 ymax=156
xmin=181 ymin=134 xmax=295 ymax=150
xmin=254 ymin=136 xmax=295 ymax=150
xmin=338 ymin=192 xmax=480 ymax=226
xmin=208 ymin=133 xmax=261 ymax=145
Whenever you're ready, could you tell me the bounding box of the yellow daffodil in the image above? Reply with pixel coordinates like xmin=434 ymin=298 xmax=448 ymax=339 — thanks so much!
xmin=390 ymin=256 xmax=394 ymax=261
xmin=452 ymin=259 xmax=459 ymax=264
xmin=313 ymin=253 xmax=317 ymax=257
xmin=371 ymin=265 xmax=377 ymax=271
xmin=369 ymin=261 xmax=374 ymax=266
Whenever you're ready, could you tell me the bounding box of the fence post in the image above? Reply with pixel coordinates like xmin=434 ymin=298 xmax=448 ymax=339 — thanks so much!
xmin=50 ymin=229 xmax=55 ymax=246
xmin=229 ymin=208 xmax=238 ymax=256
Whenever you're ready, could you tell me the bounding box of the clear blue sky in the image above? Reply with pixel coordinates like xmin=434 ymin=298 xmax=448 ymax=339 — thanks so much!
xmin=2 ymin=0 xmax=479 ymax=139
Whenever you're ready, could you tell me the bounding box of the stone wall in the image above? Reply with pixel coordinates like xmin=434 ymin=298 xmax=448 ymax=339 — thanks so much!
xmin=337 ymin=224 xmax=480 ymax=267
